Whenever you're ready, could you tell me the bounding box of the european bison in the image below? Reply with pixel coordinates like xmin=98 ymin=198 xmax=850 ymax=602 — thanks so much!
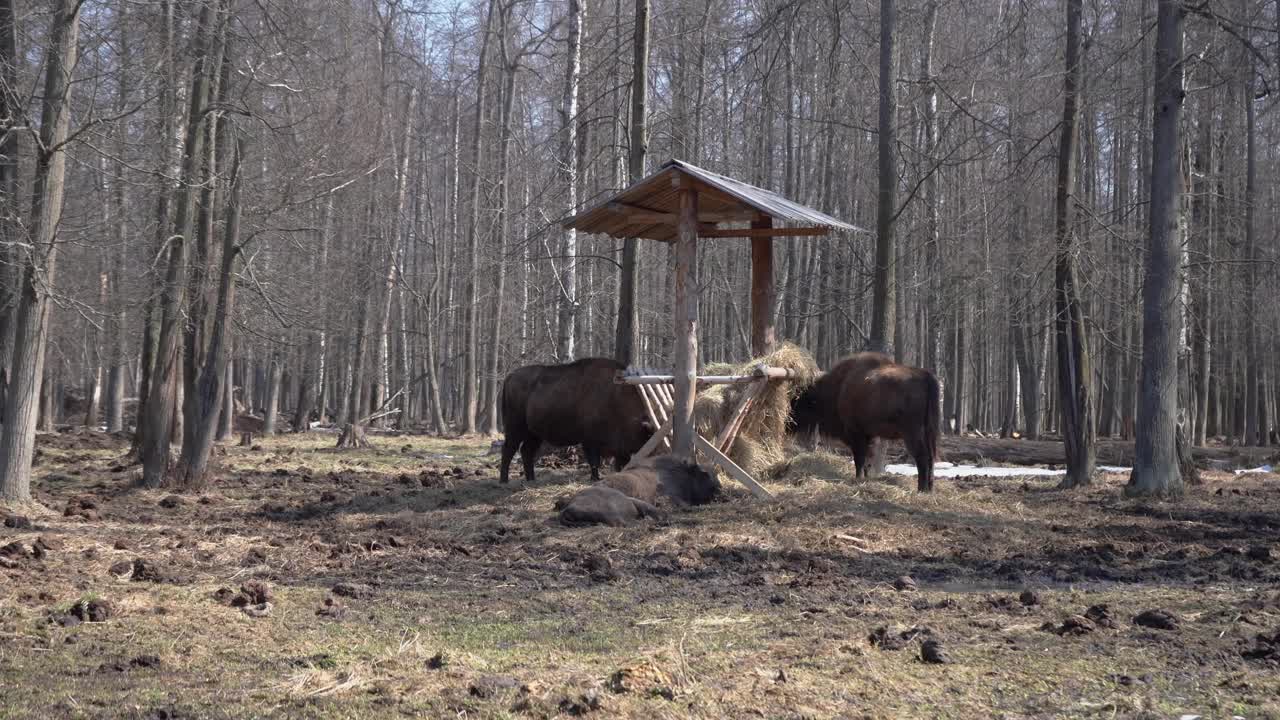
xmin=556 ymin=456 xmax=718 ymax=527
xmin=790 ymin=352 xmax=942 ymax=492
xmin=500 ymin=358 xmax=651 ymax=484
xmin=602 ymin=456 xmax=720 ymax=507
xmin=556 ymin=486 xmax=665 ymax=527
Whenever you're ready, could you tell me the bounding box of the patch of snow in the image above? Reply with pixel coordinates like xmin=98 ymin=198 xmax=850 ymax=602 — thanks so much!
xmin=1235 ymin=465 xmax=1273 ymax=475
xmin=882 ymin=462 xmax=1131 ymax=478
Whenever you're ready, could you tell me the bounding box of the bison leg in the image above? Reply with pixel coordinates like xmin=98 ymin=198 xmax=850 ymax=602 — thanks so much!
xmin=630 ymin=497 xmax=666 ymax=522
xmin=905 ymin=430 xmax=934 ymax=492
xmin=584 ymin=446 xmax=603 ymax=481
xmin=519 ymin=438 xmax=541 ymax=483
xmin=847 ymin=434 xmax=870 ymax=479
xmin=499 ymin=439 xmax=520 ymax=484
xmin=613 ymin=453 xmax=630 ymax=472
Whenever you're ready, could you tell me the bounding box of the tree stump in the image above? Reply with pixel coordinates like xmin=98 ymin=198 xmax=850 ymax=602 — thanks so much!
xmin=239 ymin=432 xmax=254 ymax=447
xmin=336 ymin=424 xmax=371 ymax=449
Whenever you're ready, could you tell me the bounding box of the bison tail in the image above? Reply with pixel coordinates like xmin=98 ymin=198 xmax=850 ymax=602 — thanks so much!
xmin=925 ymin=372 xmax=942 ymax=461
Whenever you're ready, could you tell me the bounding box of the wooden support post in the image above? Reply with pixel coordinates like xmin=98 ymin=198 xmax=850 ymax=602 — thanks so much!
xmin=750 ymin=216 xmax=776 ymax=357
xmin=672 ymin=182 xmax=699 ymax=459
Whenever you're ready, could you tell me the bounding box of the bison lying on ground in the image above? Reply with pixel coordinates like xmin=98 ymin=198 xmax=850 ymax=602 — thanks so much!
xmin=601 ymin=456 xmax=720 ymax=507
xmin=790 ymin=352 xmax=941 ymax=492
xmin=556 ymin=456 xmax=720 ymax=526
xmin=500 ymin=358 xmax=651 ymax=484
xmin=556 ymin=487 xmax=665 ymax=527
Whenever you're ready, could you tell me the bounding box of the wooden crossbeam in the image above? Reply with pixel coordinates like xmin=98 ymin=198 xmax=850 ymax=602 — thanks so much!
xmin=606 ymin=202 xmax=759 ymax=225
xmin=698 ymin=227 xmax=830 ymax=238
xmin=618 ymin=366 xmax=798 ymax=385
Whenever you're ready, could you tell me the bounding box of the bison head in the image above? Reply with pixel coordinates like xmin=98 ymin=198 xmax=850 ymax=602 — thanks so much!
xmin=681 ymin=462 xmax=720 ymax=505
xmin=788 ymin=386 xmax=822 ymax=436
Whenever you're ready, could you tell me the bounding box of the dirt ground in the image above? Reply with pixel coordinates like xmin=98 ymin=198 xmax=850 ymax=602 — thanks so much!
xmin=2 ymin=431 xmax=1279 ymax=720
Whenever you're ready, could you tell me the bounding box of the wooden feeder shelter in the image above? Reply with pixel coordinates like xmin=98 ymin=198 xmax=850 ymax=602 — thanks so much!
xmin=562 ymin=159 xmax=860 ymax=497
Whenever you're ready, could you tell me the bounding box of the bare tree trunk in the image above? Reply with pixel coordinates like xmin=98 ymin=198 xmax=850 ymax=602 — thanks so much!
xmin=217 ymin=354 xmax=233 ymax=441
xmin=39 ymin=368 xmax=56 ymax=432
xmin=1011 ymin=316 xmax=1041 ymax=438
xmin=614 ymin=0 xmax=648 ymax=365
xmin=263 ymin=354 xmax=281 ymax=435
xmin=338 ymin=201 xmax=376 ymax=447
xmin=132 ymin=0 xmax=176 ymax=456
xmin=106 ymin=103 xmax=129 ymax=433
xmin=1190 ymin=104 xmax=1213 ymax=446
xmin=461 ymin=0 xmax=497 ymax=434
xmin=868 ymin=0 xmax=896 ymax=355
xmin=1053 ymin=0 xmax=1096 ymax=488
xmin=920 ymin=0 xmax=940 ymax=372
xmin=556 ymin=0 xmax=584 ymax=360
xmin=293 ymin=351 xmax=314 ymax=433
xmin=181 ymin=40 xmax=229 ymax=466
xmin=174 ymin=138 xmax=243 ymax=489
xmin=376 ymin=88 xmax=417 ymax=429
xmin=953 ymin=308 xmax=966 ymax=434
xmin=0 ymin=0 xmax=80 ymax=503
xmin=1001 ymin=326 xmax=1017 ymax=437
xmin=295 ymin=198 xmax=332 ymax=432
xmin=140 ymin=0 xmax=218 ymax=487
xmin=0 ymin=0 xmax=18 ymax=419
xmin=485 ymin=38 xmax=517 ymax=436
xmin=85 ymin=260 xmax=106 ymax=428
xmin=1127 ymin=0 xmax=1184 ymax=497
xmin=1243 ymin=66 xmax=1261 ymax=447
xmin=243 ymin=347 xmax=256 ymax=415
xmin=104 ymin=2 xmax=131 ymax=435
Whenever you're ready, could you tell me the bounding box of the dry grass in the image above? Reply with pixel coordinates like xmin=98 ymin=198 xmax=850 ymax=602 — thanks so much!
xmin=3 ymin=432 xmax=1280 ymax=719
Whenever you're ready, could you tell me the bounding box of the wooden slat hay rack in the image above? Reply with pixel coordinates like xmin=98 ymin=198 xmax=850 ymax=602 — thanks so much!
xmin=618 ymin=364 xmax=804 ymax=499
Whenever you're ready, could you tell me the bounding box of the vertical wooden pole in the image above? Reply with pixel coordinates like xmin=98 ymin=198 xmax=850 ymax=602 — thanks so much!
xmin=671 ymin=179 xmax=699 ymax=459
xmin=750 ymin=215 xmax=776 ymax=357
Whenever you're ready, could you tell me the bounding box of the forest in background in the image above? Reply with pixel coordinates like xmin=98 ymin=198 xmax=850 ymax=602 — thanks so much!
xmin=0 ymin=0 xmax=1278 ymax=496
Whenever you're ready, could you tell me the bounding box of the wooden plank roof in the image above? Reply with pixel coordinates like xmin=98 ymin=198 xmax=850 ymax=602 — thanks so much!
xmin=562 ymin=159 xmax=862 ymax=241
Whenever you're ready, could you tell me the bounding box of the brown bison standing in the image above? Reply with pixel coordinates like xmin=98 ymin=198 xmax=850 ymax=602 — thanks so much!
xmin=789 ymin=352 xmax=942 ymax=492
xmin=500 ymin=358 xmax=651 ymax=484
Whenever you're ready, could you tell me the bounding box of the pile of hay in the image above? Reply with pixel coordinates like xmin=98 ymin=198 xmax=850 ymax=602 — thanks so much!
xmin=692 ymin=343 xmax=819 ymax=476
xmin=763 ymin=448 xmax=854 ymax=485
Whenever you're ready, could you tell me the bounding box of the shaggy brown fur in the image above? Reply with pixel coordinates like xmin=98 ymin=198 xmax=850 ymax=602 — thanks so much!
xmin=556 ymin=486 xmax=666 ymax=527
xmin=790 ymin=352 xmax=942 ymax=492
xmin=500 ymin=358 xmax=651 ymax=484
xmin=601 ymin=456 xmax=720 ymax=507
